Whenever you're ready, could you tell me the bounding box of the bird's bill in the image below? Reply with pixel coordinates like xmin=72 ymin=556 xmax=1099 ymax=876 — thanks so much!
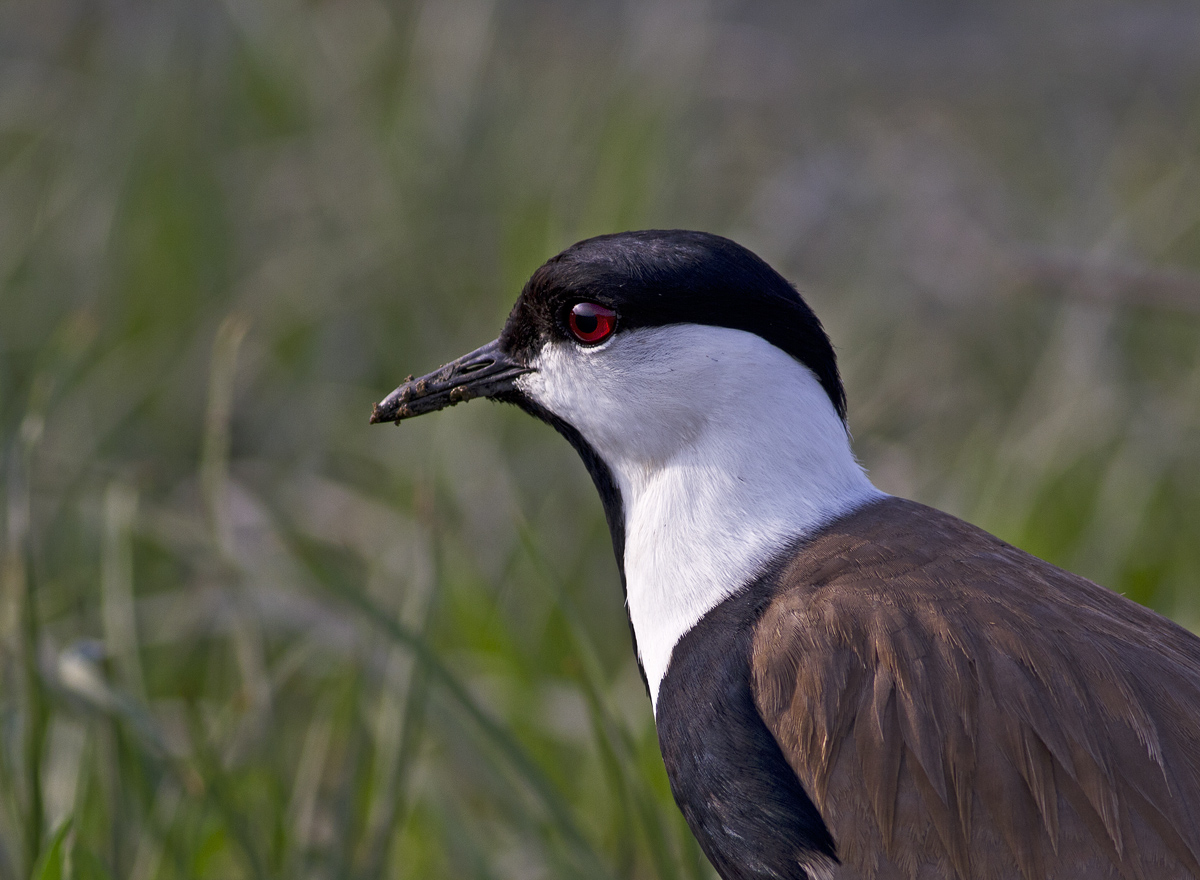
xmin=369 ymin=337 xmax=531 ymax=424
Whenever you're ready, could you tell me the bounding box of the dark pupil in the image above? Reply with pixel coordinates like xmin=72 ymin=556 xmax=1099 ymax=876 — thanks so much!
xmin=575 ymin=312 xmax=599 ymax=334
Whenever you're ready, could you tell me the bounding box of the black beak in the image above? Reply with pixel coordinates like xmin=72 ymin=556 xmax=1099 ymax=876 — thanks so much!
xmin=370 ymin=338 xmax=532 ymax=424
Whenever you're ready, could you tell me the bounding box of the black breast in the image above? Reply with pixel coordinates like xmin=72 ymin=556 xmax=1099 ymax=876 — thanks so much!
xmin=655 ymin=576 xmax=837 ymax=880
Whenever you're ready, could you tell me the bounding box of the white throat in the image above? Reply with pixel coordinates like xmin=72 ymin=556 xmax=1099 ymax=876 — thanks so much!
xmin=518 ymin=324 xmax=883 ymax=708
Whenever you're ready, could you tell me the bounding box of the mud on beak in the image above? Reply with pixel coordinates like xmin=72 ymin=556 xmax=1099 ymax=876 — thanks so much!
xmin=370 ymin=338 xmax=532 ymax=424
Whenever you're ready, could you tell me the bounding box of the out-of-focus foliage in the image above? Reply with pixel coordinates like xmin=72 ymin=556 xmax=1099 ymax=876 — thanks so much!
xmin=1 ymin=1 xmax=1199 ymax=877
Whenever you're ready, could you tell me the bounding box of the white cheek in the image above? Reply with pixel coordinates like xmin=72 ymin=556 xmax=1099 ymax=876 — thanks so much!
xmin=518 ymin=334 xmax=710 ymax=468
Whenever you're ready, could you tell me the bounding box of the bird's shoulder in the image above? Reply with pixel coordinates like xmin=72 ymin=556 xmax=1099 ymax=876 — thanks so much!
xmin=751 ymin=496 xmax=1200 ymax=880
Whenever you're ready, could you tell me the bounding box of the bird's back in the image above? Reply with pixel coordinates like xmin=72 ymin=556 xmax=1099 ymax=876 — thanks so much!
xmin=752 ymin=497 xmax=1200 ymax=880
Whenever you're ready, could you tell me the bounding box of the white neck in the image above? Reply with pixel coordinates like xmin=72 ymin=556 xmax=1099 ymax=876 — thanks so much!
xmin=518 ymin=325 xmax=883 ymax=707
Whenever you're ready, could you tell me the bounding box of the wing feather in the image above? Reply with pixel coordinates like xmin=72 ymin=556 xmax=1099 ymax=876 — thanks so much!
xmin=751 ymin=498 xmax=1200 ymax=880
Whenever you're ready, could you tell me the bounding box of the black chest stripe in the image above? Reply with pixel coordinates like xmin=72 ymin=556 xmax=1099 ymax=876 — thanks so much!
xmin=655 ymin=578 xmax=837 ymax=880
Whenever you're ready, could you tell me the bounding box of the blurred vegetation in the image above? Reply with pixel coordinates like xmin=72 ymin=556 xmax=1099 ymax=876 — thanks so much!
xmin=2 ymin=0 xmax=1199 ymax=877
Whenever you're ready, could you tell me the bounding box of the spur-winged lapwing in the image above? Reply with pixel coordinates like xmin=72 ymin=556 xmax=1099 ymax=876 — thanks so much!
xmin=371 ymin=230 xmax=1200 ymax=880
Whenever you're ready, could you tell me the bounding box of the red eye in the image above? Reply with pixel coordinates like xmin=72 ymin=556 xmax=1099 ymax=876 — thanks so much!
xmin=567 ymin=302 xmax=617 ymax=344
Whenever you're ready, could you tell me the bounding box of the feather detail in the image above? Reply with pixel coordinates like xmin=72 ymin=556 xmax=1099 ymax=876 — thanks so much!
xmin=751 ymin=498 xmax=1200 ymax=880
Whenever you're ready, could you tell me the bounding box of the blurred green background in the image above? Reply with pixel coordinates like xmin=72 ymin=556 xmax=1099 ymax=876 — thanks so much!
xmin=2 ymin=1 xmax=1200 ymax=877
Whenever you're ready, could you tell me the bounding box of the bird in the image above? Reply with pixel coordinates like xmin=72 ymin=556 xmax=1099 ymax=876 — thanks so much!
xmin=370 ymin=229 xmax=1200 ymax=880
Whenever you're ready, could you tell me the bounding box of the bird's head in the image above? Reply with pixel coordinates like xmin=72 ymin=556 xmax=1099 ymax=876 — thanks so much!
xmin=372 ymin=229 xmax=846 ymax=450
xmin=372 ymin=230 xmax=876 ymax=696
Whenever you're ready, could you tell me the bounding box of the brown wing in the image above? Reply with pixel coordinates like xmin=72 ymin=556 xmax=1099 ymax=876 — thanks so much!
xmin=752 ymin=498 xmax=1200 ymax=880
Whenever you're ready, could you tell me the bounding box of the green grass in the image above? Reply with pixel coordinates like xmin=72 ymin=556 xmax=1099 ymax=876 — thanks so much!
xmin=2 ymin=1 xmax=1200 ymax=878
